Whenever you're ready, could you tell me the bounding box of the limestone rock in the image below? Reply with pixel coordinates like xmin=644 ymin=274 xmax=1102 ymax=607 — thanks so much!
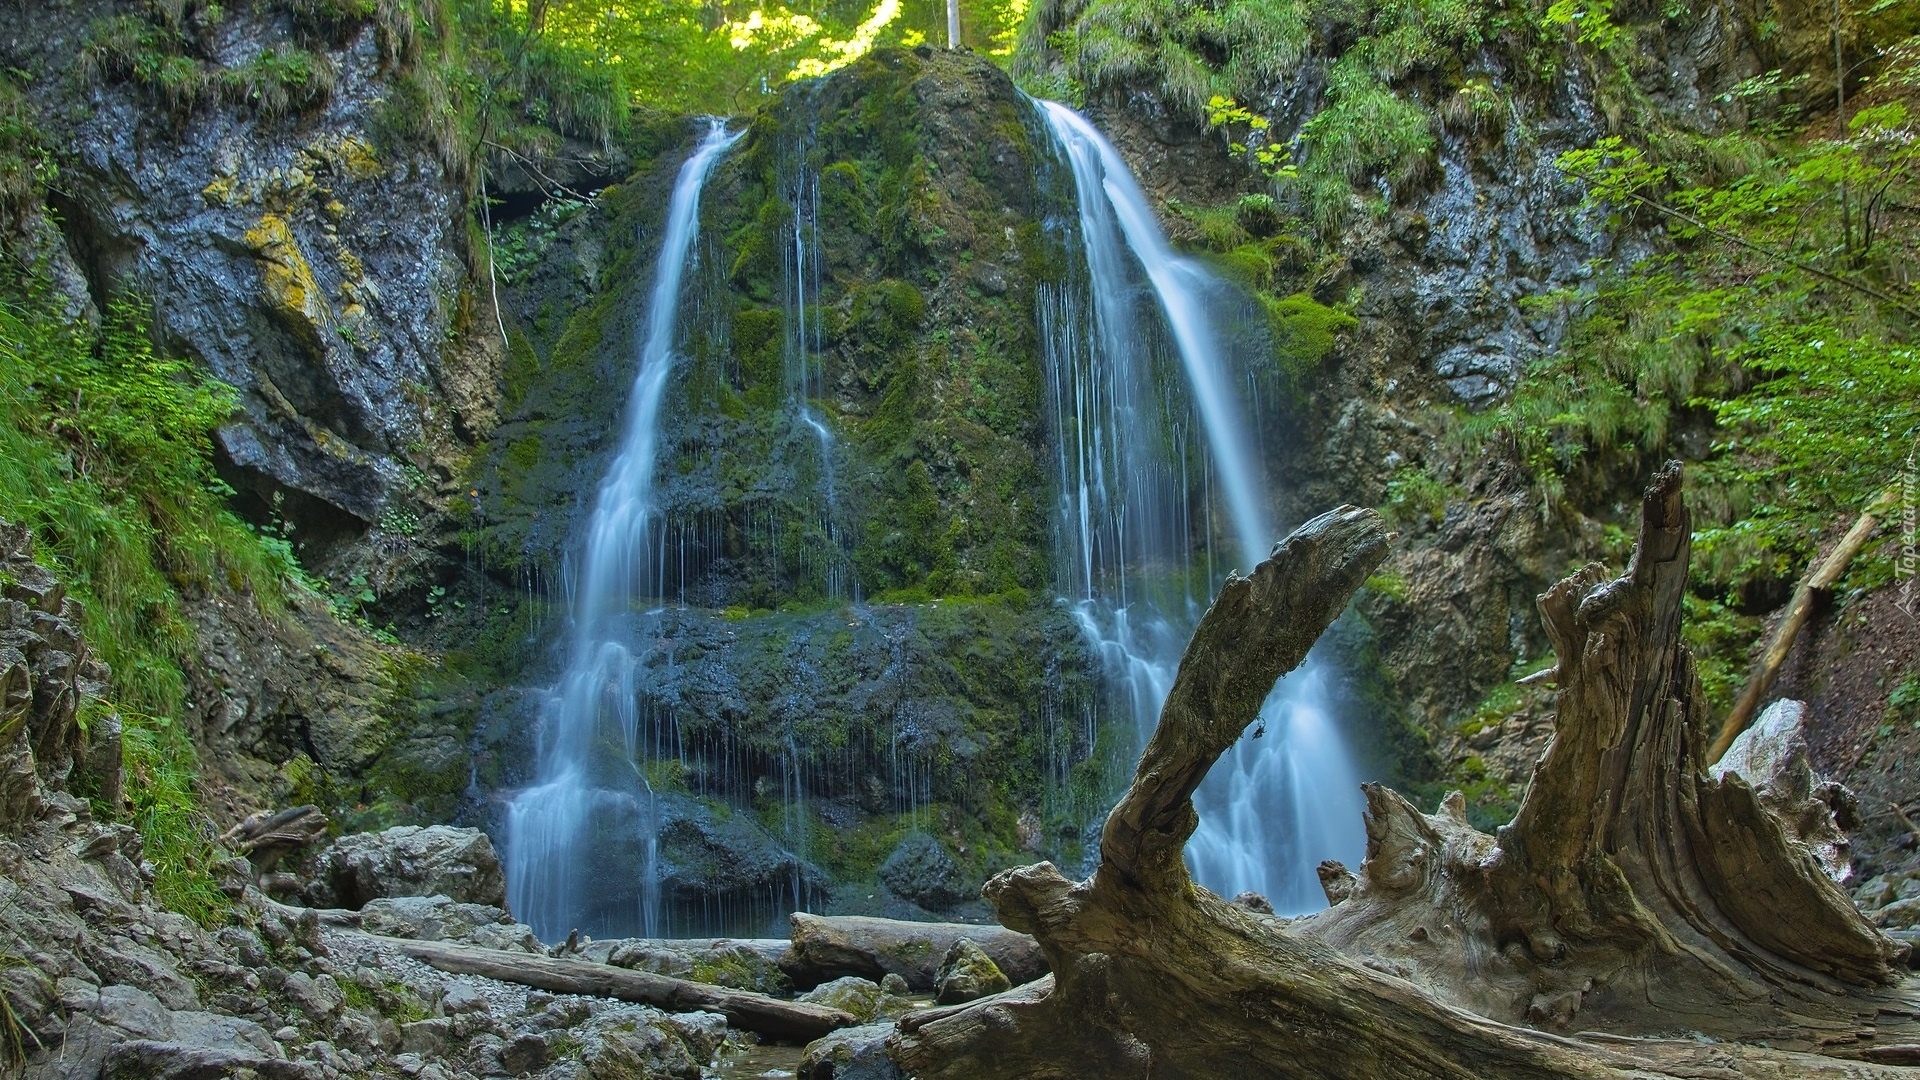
xmin=798 ymin=976 xmax=915 ymax=1024
xmin=583 ymin=936 xmax=791 ymax=995
xmin=785 ymin=913 xmax=1048 ymax=991
xmin=799 ymin=1023 xmax=907 ymax=1080
xmin=102 ymin=1040 xmax=322 ymax=1080
xmin=573 ymin=1005 xmax=705 ymax=1080
xmin=0 ymin=522 xmax=113 ymax=828
xmin=932 ymin=938 xmax=1009 ymax=1005
xmin=310 ymin=825 xmax=506 ymax=908
xmin=665 ymin=1010 xmax=729 ymax=1063
xmin=1710 ymin=699 xmax=1859 ymax=882
xmin=355 ymin=895 xmax=540 ymax=952
xmin=1875 ymin=897 xmax=1920 ymax=930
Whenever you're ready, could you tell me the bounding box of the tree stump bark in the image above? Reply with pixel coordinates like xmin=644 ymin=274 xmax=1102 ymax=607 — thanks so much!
xmin=889 ymin=481 xmax=1920 ymax=1079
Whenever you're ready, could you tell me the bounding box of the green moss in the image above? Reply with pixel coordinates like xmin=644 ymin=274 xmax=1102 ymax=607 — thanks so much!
xmin=732 ymin=306 xmax=784 ymax=389
xmin=728 ymin=196 xmax=789 ymax=301
xmin=1364 ymin=571 xmax=1409 ymax=602
xmin=1265 ymin=292 xmax=1357 ymax=376
xmin=849 ymin=279 xmax=927 ymax=347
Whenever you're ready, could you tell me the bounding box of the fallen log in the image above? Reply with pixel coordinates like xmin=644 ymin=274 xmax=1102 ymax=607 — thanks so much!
xmin=783 ymin=913 xmax=1046 ymax=991
xmin=378 ymin=934 xmax=857 ymax=1042
xmin=889 ymin=490 xmax=1920 ymax=1079
xmin=222 ymin=805 xmax=329 ymax=874
xmin=1708 ymin=495 xmax=1889 ymax=762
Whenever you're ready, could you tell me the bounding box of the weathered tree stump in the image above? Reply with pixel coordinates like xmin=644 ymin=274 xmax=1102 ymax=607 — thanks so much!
xmin=889 ymin=479 xmax=1920 ymax=1079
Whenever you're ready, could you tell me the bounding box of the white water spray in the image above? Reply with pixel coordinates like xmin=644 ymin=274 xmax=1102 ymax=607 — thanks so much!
xmin=505 ymin=120 xmax=742 ymax=942
xmin=1035 ymin=100 xmax=1366 ymax=913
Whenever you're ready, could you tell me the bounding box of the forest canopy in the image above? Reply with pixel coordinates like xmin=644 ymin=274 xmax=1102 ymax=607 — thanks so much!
xmin=521 ymin=0 xmax=1028 ymax=113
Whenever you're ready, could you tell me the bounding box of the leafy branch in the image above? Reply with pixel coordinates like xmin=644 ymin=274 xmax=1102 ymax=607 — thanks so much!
xmin=1557 ymin=135 xmax=1920 ymax=321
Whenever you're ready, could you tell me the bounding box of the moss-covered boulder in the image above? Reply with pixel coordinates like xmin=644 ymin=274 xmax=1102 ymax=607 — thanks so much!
xmin=933 ymin=938 xmax=1010 ymax=1005
xmin=796 ymin=976 xmax=915 ymax=1024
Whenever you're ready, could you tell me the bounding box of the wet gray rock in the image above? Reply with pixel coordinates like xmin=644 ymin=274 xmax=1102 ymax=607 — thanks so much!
xmin=652 ymin=792 xmax=824 ymax=907
xmin=310 ymin=826 xmax=507 ymax=909
xmin=798 ymin=1024 xmax=906 ymax=1080
xmin=573 ymin=1005 xmax=705 ymax=1080
xmin=879 ymin=833 xmax=973 ymax=911
xmin=932 ymin=939 xmax=1009 ymax=1005
xmin=6 ymin=11 xmax=490 ymax=534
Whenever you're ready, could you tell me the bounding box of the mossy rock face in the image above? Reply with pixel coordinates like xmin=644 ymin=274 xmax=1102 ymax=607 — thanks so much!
xmin=879 ymin=832 xmax=972 ymax=910
xmin=468 ymin=49 xmax=1067 ymax=608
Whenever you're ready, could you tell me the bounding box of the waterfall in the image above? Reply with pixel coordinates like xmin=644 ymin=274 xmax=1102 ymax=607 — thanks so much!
xmin=1034 ymin=100 xmax=1366 ymax=914
xmin=505 ymin=120 xmax=742 ymax=942
xmin=780 ymin=141 xmax=850 ymax=602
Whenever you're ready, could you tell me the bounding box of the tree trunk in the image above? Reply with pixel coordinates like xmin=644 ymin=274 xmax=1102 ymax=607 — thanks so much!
xmin=1708 ymin=502 xmax=1885 ymax=762
xmin=380 ymin=936 xmax=857 ymax=1042
xmin=890 ymin=484 xmax=1920 ymax=1079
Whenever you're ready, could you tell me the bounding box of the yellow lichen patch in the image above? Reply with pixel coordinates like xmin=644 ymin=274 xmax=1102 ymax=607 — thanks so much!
xmin=302 ymin=133 xmax=384 ymax=182
xmin=202 ymin=174 xmax=236 ymax=207
xmin=243 ymin=214 xmax=333 ymax=356
xmin=337 ymin=138 xmax=382 ymax=181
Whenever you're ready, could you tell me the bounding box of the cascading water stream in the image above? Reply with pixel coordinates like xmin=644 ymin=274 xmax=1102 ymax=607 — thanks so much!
xmin=505 ymin=120 xmax=741 ymax=942
xmin=780 ymin=147 xmax=849 ymax=602
xmin=1035 ymin=100 xmax=1366 ymax=913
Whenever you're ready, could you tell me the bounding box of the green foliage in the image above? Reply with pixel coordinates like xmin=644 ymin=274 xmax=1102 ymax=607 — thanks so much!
xmin=1460 ymin=29 xmax=1920 ymax=716
xmin=489 ymin=190 xmax=597 ymax=284
xmin=1696 ymin=333 xmax=1919 ymax=584
xmin=1681 ymin=593 xmax=1760 ymax=713
xmin=1263 ymin=291 xmax=1357 ymax=378
xmin=1382 ymin=464 xmax=1451 ymax=528
xmin=0 ymin=266 xmax=304 ymax=926
xmin=1479 ymin=43 xmax=1920 ymax=589
xmin=518 ymin=0 xmax=1028 ymax=117
xmin=1541 ymin=0 xmax=1622 ymax=49
xmin=221 ymin=47 xmax=337 ymax=117
xmin=0 ymin=78 xmax=55 ymax=222
xmin=1291 ymin=59 xmax=1434 ymax=228
xmin=1052 ymin=0 xmax=1311 ymax=115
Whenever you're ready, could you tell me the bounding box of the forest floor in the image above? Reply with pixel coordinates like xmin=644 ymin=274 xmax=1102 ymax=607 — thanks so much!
xmin=1787 ymin=581 xmax=1920 ymax=893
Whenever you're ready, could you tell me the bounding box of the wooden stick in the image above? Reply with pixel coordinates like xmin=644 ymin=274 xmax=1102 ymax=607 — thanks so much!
xmin=1708 ymin=502 xmax=1888 ymax=764
xmin=376 ymin=935 xmax=858 ymax=1042
xmin=1892 ymin=802 xmax=1920 ymax=845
